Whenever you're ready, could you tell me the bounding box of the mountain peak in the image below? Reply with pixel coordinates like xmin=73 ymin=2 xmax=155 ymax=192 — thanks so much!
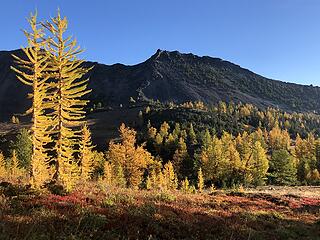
xmin=0 ymin=48 xmax=320 ymax=121
xmin=149 ymin=49 xmax=227 ymax=66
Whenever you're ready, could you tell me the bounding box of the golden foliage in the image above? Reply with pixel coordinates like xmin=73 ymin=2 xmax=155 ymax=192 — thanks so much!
xmin=197 ymin=167 xmax=204 ymax=192
xmin=10 ymin=150 xmax=22 ymax=177
xmin=163 ymin=161 xmax=178 ymax=190
xmin=107 ymin=123 xmax=154 ymax=188
xmin=114 ymin=165 xmax=126 ymax=188
xmin=80 ymin=125 xmax=95 ymax=181
xmin=181 ymin=177 xmax=190 ymax=193
xmin=269 ymin=127 xmax=290 ymax=151
xmin=11 ymin=12 xmax=53 ymax=188
xmin=0 ymin=152 xmax=7 ymax=178
xmin=103 ymin=161 xmax=113 ymax=186
xmin=42 ymin=10 xmax=92 ymax=190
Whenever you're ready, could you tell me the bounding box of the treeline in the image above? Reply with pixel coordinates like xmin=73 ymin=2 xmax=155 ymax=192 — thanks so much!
xmin=144 ymin=101 xmax=320 ymax=139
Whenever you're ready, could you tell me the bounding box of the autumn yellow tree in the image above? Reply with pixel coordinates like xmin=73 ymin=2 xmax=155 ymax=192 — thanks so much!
xmin=146 ymin=170 xmax=156 ymax=190
xmin=0 ymin=152 xmax=7 ymax=178
xmin=296 ymin=133 xmax=317 ymax=183
xmin=181 ymin=177 xmax=190 ymax=193
xmin=107 ymin=123 xmax=154 ymax=188
xmin=10 ymin=150 xmax=22 ymax=177
xmin=11 ymin=12 xmax=53 ymax=188
xmin=43 ymin=11 xmax=92 ymax=190
xmin=200 ymin=136 xmax=223 ymax=183
xmin=269 ymin=127 xmax=290 ymax=151
xmin=188 ymin=123 xmax=197 ymax=145
xmin=163 ymin=161 xmax=178 ymax=190
xmin=197 ymin=167 xmax=204 ymax=192
xmin=248 ymin=141 xmax=269 ymax=185
xmin=114 ymin=165 xmax=126 ymax=188
xmin=80 ymin=125 xmax=95 ymax=181
xmin=159 ymin=122 xmax=170 ymax=138
xmin=145 ymin=159 xmax=163 ymax=190
xmin=221 ymin=132 xmax=241 ymax=186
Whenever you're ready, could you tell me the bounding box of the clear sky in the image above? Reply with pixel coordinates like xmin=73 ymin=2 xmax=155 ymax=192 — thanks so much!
xmin=1 ymin=0 xmax=320 ymax=85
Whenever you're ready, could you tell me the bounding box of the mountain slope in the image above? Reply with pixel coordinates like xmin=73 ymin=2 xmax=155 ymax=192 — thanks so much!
xmin=0 ymin=49 xmax=319 ymax=121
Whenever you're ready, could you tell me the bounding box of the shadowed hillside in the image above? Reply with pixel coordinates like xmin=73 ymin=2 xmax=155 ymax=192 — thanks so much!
xmin=1 ymin=49 xmax=320 ymax=121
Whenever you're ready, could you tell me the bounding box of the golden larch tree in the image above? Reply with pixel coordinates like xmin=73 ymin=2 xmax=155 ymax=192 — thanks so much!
xmin=43 ymin=10 xmax=92 ymax=190
xmin=11 ymin=12 xmax=54 ymax=188
xmin=197 ymin=167 xmax=204 ymax=192
xmin=181 ymin=177 xmax=190 ymax=193
xmin=103 ymin=161 xmax=113 ymax=186
xmin=10 ymin=150 xmax=21 ymax=177
xmin=80 ymin=125 xmax=95 ymax=180
xmin=107 ymin=123 xmax=154 ymax=188
xmin=163 ymin=161 xmax=178 ymax=190
xmin=0 ymin=152 xmax=7 ymax=178
xmin=248 ymin=141 xmax=269 ymax=185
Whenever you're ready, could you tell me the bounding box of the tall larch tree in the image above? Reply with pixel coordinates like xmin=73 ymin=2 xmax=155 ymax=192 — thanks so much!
xmin=43 ymin=11 xmax=92 ymax=190
xmin=11 ymin=12 xmax=54 ymax=188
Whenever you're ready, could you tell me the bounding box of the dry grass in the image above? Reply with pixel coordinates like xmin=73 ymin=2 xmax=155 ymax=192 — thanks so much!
xmin=245 ymin=185 xmax=320 ymax=198
xmin=0 ymin=182 xmax=319 ymax=240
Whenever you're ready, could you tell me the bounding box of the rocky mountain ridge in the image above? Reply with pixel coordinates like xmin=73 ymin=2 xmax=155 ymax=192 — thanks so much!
xmin=0 ymin=48 xmax=319 ymax=121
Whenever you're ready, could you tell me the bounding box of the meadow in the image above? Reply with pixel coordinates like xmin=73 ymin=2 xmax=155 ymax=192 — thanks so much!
xmin=1 ymin=181 xmax=319 ymax=240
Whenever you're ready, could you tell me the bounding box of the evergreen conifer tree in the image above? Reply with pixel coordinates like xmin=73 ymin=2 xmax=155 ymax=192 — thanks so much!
xmin=188 ymin=123 xmax=197 ymax=145
xmin=270 ymin=149 xmax=297 ymax=185
xmin=172 ymin=137 xmax=189 ymax=177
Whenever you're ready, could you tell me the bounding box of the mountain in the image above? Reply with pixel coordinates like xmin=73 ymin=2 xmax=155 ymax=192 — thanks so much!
xmin=0 ymin=49 xmax=320 ymax=121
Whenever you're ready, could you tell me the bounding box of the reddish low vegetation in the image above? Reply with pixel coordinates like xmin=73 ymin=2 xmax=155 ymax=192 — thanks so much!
xmin=1 ymin=182 xmax=319 ymax=240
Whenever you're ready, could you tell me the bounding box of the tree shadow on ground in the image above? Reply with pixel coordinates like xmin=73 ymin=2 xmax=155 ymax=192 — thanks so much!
xmin=1 ymin=199 xmax=319 ymax=240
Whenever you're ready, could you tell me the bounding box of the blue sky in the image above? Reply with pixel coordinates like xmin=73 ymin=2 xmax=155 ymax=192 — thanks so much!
xmin=1 ymin=0 xmax=320 ymax=85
